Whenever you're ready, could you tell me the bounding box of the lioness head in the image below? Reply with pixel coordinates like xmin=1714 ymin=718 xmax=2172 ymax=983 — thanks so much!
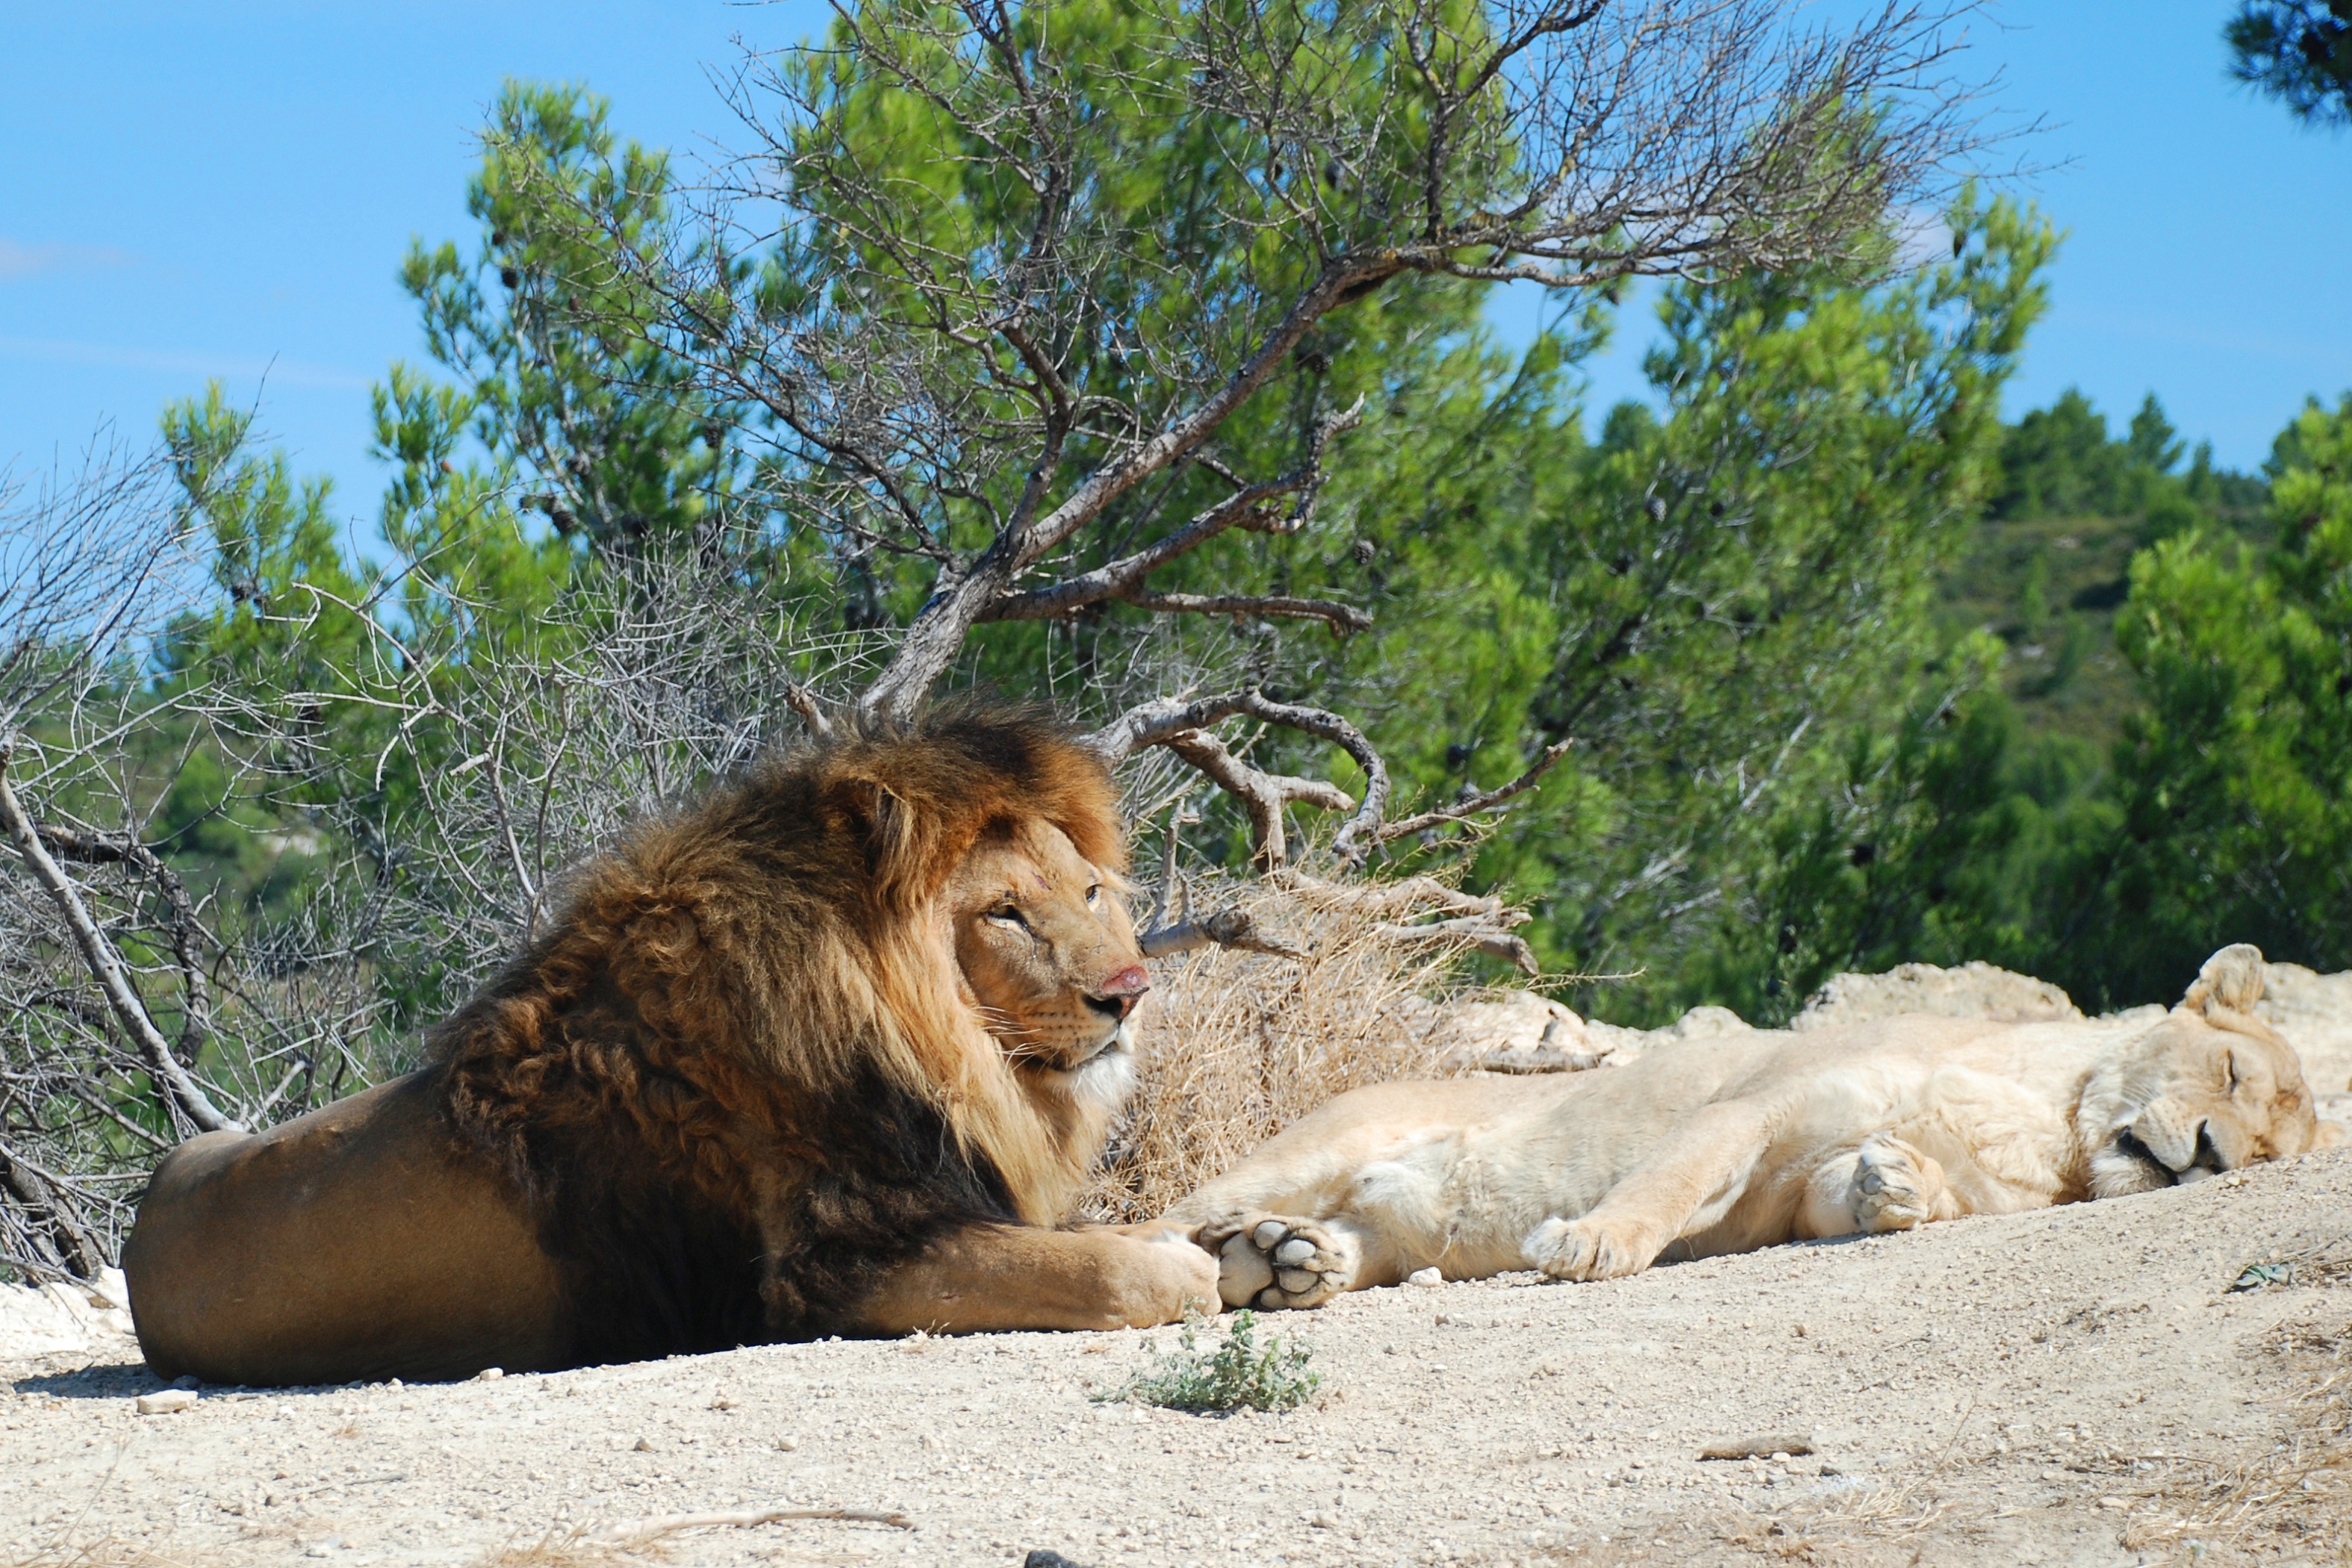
xmin=947 ymin=818 xmax=1148 ymax=1105
xmin=2080 ymin=945 xmax=2321 ymax=1198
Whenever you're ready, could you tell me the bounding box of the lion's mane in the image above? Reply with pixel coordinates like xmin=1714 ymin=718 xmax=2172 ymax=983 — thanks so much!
xmin=428 ymin=706 xmax=1127 ymax=1363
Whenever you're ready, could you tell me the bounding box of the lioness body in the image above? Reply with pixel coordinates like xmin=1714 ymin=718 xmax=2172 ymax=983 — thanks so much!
xmin=1177 ymin=947 xmax=2328 ymax=1308
xmin=125 ymin=713 xmax=1217 ymax=1386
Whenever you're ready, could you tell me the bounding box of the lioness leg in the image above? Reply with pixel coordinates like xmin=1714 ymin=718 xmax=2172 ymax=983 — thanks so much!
xmin=1522 ymin=1098 xmax=1776 ymax=1282
xmin=850 ymin=1222 xmax=1219 ymax=1335
xmin=1799 ymin=1132 xmax=1961 ymax=1236
xmin=1194 ymin=1213 xmax=1366 ymax=1310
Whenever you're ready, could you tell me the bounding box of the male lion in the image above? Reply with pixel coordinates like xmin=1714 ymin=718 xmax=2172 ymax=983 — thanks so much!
xmin=125 ymin=711 xmax=1217 ymax=1385
xmin=1175 ymin=945 xmax=2334 ymax=1310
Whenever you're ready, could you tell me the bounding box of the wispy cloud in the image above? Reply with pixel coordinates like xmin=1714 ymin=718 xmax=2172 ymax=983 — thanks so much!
xmin=0 ymin=237 xmax=134 ymax=281
xmin=0 ymin=335 xmax=373 ymax=391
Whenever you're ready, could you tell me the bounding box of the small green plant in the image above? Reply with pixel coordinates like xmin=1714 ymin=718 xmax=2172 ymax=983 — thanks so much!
xmin=1103 ymin=1308 xmax=1321 ymax=1413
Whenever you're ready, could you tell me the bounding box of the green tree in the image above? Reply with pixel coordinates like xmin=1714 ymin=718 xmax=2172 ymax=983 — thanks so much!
xmin=1337 ymin=195 xmax=2059 ymax=1020
xmin=2229 ymin=1 xmax=2352 ymax=128
xmin=2097 ymin=392 xmax=2352 ymax=992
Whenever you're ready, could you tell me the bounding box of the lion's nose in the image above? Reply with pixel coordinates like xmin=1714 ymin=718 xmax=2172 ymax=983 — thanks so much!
xmin=1089 ymin=964 xmax=1151 ymax=1020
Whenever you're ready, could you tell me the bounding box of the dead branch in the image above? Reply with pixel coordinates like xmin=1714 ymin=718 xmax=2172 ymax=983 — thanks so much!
xmin=1375 ymin=739 xmax=1578 ymax=843
xmin=0 ymin=741 xmax=241 ymax=1136
xmin=35 ymin=824 xmax=217 ymax=1068
xmin=1164 ymin=729 xmax=1352 ymax=868
xmin=1133 ymin=839 xmax=1309 ymax=959
xmin=1374 ymin=915 xmax=1540 ymax=977
xmin=590 ymin=1505 xmax=915 ymax=1545
xmin=609 ymin=0 xmax=1990 ymax=735
xmin=1086 ymin=688 xmax=1390 ymax=864
xmin=0 ymin=1138 xmax=106 ymax=1281
xmin=1265 ymin=869 xmax=1535 ymax=974
xmin=783 ymin=680 xmax=834 ymax=740
xmin=1267 ymin=870 xmax=1510 ymax=922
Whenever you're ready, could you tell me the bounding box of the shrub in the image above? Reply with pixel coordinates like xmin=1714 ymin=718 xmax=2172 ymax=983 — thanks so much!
xmin=1105 ymin=1308 xmax=1322 ymax=1414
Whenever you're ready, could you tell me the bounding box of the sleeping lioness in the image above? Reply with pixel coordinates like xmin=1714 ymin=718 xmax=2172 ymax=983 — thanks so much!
xmin=1173 ymin=945 xmax=2339 ymax=1309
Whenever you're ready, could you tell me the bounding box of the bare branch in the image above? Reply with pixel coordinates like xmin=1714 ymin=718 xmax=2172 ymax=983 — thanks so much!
xmin=1085 ymin=688 xmax=1390 ymax=863
xmin=1375 ymin=739 xmax=1578 ymax=843
xmin=1122 ymin=591 xmax=1371 ymax=634
xmin=0 ymin=740 xmax=241 ymax=1135
xmin=783 ymin=681 xmax=835 ymax=741
xmin=1139 ymin=901 xmax=1310 ymax=961
xmin=1372 ymin=917 xmax=1540 ymax=977
xmin=35 ymin=824 xmax=218 ymax=1063
xmin=1165 ymin=729 xmax=1353 ymax=868
xmin=1266 ymin=870 xmax=1511 ymax=922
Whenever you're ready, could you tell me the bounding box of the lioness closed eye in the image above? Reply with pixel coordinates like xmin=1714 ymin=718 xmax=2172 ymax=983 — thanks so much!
xmin=1170 ymin=945 xmax=2333 ymax=1310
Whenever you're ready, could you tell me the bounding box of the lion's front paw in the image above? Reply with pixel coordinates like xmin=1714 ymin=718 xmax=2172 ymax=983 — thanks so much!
xmin=1852 ymin=1133 xmax=1947 ymax=1232
xmin=1522 ymin=1214 xmax=1659 ymax=1281
xmin=1196 ymin=1213 xmax=1357 ymax=1310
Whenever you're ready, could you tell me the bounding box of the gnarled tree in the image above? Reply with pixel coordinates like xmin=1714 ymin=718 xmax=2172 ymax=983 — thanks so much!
xmin=548 ymin=0 xmax=1988 ymax=903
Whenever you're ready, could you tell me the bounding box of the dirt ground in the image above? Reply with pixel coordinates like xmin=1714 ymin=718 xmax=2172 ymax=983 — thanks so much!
xmin=4 ymin=1143 xmax=2348 ymax=1568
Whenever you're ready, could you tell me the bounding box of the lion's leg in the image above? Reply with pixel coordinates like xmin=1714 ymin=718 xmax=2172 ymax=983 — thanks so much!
xmin=849 ymin=1222 xmax=1220 ymax=1336
xmin=1189 ymin=1212 xmax=1385 ymax=1310
xmin=1522 ymin=1098 xmax=1776 ymax=1282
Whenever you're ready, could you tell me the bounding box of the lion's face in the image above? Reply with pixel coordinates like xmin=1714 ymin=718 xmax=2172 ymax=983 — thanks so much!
xmin=946 ymin=818 xmax=1148 ymax=1100
xmin=2079 ymin=1012 xmax=2320 ymax=1198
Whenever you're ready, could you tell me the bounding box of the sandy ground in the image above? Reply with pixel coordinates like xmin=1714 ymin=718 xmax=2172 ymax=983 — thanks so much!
xmin=4 ymin=1145 xmax=2348 ymax=1568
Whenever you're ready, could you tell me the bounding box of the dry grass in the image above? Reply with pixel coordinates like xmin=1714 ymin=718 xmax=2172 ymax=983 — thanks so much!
xmin=471 ymin=1531 xmax=630 ymax=1568
xmin=2120 ymin=1310 xmax=2352 ymax=1564
xmin=1081 ymin=883 xmax=1477 ymax=1223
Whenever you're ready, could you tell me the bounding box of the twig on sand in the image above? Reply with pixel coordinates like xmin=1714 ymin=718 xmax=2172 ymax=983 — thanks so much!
xmin=588 ymin=1505 xmax=913 ymax=1545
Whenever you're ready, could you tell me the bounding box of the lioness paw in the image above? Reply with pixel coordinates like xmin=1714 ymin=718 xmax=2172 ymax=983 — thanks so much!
xmin=1852 ymin=1133 xmax=1949 ymax=1232
xmin=1523 ymin=1215 xmax=1658 ymax=1281
xmin=1196 ymin=1213 xmax=1357 ymax=1310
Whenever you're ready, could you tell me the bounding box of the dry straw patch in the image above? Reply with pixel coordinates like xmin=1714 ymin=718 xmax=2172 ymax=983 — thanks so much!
xmin=2121 ymin=1305 xmax=2352 ymax=1563
xmin=1082 ymin=881 xmax=1478 ymax=1224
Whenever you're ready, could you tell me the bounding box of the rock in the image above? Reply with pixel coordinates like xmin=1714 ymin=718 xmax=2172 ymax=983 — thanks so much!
xmin=0 ymin=1266 xmax=137 ymax=1363
xmin=1697 ymin=1434 xmax=1813 ymax=1460
xmin=474 ymin=1367 xmax=504 ymax=1381
xmin=2258 ymin=962 xmax=2352 ymax=1116
xmin=1022 ymin=1552 xmax=1092 ymax=1568
xmin=1406 ymin=1267 xmax=1444 ymax=1288
xmin=136 ymin=1390 xmax=198 ymax=1416
xmin=1436 ymin=992 xmax=1619 ymax=1074
xmin=1793 ymin=962 xmax=2082 ymax=1032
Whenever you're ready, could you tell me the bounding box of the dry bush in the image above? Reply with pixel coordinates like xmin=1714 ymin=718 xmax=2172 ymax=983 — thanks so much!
xmin=1081 ymin=882 xmax=1478 ymax=1223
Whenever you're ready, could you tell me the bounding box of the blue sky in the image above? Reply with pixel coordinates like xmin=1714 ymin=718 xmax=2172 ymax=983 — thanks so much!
xmin=3 ymin=1 xmax=2348 ymax=542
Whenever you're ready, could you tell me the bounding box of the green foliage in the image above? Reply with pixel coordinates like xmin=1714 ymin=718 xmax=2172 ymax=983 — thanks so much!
xmin=394 ymin=81 xmax=759 ymax=554
xmin=1104 ymin=1308 xmax=1322 ymax=1413
xmin=2097 ymin=393 xmax=2352 ymax=987
xmin=2228 ymin=0 xmax=2352 ymax=128
xmin=1354 ymin=194 xmax=2059 ymax=1022
xmin=110 ymin=41 xmax=2352 ymax=1045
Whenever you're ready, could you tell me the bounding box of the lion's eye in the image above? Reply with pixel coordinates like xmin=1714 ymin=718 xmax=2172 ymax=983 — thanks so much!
xmin=987 ymin=903 xmax=1028 ymax=930
xmin=2224 ymin=1051 xmax=2242 ymax=1094
xmin=1086 ymin=883 xmax=1102 ymax=906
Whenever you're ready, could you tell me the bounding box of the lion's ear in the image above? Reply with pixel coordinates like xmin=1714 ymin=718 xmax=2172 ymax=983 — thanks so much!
xmin=2184 ymin=943 xmax=2267 ymax=1016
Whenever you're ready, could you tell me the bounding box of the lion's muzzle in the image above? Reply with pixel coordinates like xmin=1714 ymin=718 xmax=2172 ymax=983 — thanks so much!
xmin=1086 ymin=964 xmax=1151 ymax=1023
